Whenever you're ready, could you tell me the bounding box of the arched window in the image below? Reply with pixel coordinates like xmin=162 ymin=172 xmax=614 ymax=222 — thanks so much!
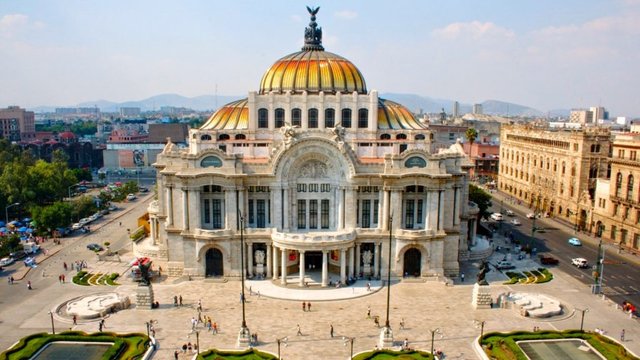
xmin=235 ymin=134 xmax=246 ymax=140
xmin=275 ymin=108 xmax=285 ymax=128
xmin=201 ymin=156 xmax=222 ymax=168
xmin=380 ymin=134 xmax=391 ymax=140
xmin=325 ymin=108 xmax=335 ymax=128
xmin=358 ymin=108 xmax=368 ymax=128
xmin=291 ymin=108 xmax=302 ymax=127
xmin=341 ymin=109 xmax=352 ymax=128
xmin=396 ymin=134 xmax=407 ymax=140
xmin=308 ymin=108 xmax=318 ymax=128
xmin=415 ymin=134 xmax=425 ymax=140
xmin=627 ymin=175 xmax=634 ymax=201
xmin=616 ymin=173 xmax=623 ymax=197
xmin=258 ymin=108 xmax=268 ymax=128
xmin=200 ymin=134 xmax=212 ymax=141
xmin=562 ymin=162 xmax=566 ymax=174
xmin=218 ymin=134 xmax=230 ymax=141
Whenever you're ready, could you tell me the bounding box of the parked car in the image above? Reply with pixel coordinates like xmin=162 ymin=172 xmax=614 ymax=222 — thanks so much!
xmin=71 ymin=223 xmax=83 ymax=231
xmin=0 ymin=257 xmax=14 ymax=266
xmin=126 ymin=193 xmax=137 ymax=201
xmin=108 ymin=204 xmax=118 ymax=211
xmin=568 ymin=237 xmax=582 ymax=246
xmin=139 ymin=187 xmax=149 ymax=193
xmin=526 ymin=212 xmax=540 ymax=219
xmin=23 ymin=257 xmax=37 ymax=267
xmin=505 ymin=210 xmax=515 ymax=216
xmin=510 ymin=219 xmax=521 ymax=226
xmin=9 ymin=250 xmax=27 ymax=260
xmin=87 ymin=243 xmax=104 ymax=251
xmin=538 ymin=255 xmax=559 ymax=265
xmin=496 ymin=261 xmax=515 ymax=270
xmin=572 ymin=257 xmax=589 ymax=268
xmin=490 ymin=213 xmax=504 ymax=221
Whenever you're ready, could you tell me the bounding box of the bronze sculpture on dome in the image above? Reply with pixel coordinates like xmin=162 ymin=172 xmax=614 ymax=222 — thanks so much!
xmin=303 ymin=6 xmax=324 ymax=51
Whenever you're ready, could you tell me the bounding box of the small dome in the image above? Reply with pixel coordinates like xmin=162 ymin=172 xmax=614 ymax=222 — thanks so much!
xmin=377 ymin=98 xmax=424 ymax=130
xmin=200 ymin=99 xmax=248 ymax=130
xmin=59 ymin=131 xmax=76 ymax=140
xmin=259 ymin=50 xmax=367 ymax=95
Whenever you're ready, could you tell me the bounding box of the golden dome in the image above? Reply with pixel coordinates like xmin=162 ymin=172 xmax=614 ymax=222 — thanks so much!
xmin=377 ymin=98 xmax=424 ymax=130
xmin=200 ymin=99 xmax=248 ymax=130
xmin=259 ymin=50 xmax=367 ymax=95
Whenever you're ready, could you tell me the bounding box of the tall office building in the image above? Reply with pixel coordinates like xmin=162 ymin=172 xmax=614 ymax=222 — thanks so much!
xmin=0 ymin=106 xmax=35 ymax=141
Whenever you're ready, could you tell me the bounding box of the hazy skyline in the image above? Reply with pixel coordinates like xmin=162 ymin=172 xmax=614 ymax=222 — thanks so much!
xmin=1 ymin=1 xmax=639 ymax=116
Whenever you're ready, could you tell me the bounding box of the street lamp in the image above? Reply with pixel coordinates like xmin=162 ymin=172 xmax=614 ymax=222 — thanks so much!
xmin=195 ymin=330 xmax=200 ymax=355
xmin=430 ymin=328 xmax=442 ymax=356
xmin=474 ymin=320 xmax=486 ymax=340
xmin=577 ymin=308 xmax=589 ymax=331
xmin=48 ymin=311 xmax=55 ymax=335
xmin=379 ymin=215 xmax=394 ymax=347
xmin=343 ymin=336 xmax=355 ymax=359
xmin=237 ymin=211 xmax=250 ymax=345
xmin=276 ymin=336 xmax=288 ymax=359
xmin=5 ymin=202 xmax=19 ymax=225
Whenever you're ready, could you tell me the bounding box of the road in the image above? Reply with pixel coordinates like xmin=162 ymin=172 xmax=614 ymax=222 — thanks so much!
xmin=489 ymin=200 xmax=640 ymax=309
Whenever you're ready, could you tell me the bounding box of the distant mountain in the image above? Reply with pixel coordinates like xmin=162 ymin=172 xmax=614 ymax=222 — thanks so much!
xmin=481 ymin=100 xmax=542 ymax=117
xmin=76 ymin=93 xmax=242 ymax=112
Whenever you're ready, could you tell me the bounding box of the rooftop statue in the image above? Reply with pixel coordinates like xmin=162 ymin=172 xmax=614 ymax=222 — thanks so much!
xmin=303 ymin=6 xmax=324 ymax=51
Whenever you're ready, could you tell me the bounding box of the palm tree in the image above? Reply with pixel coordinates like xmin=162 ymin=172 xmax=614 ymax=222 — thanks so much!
xmin=465 ymin=128 xmax=478 ymax=146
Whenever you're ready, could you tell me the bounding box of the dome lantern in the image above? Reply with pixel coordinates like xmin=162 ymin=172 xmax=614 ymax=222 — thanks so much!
xmin=302 ymin=6 xmax=324 ymax=51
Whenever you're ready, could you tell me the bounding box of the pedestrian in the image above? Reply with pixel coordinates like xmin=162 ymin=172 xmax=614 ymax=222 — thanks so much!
xmin=174 ymin=350 xmax=179 ymax=359
xmin=62 ymin=274 xmax=65 ymax=283
xmin=191 ymin=317 xmax=197 ymax=331
xmin=98 ymin=319 xmax=104 ymax=332
xmin=307 ymin=302 xmax=311 ymax=312
xmin=63 ymin=262 xmax=68 ymax=271
xmin=198 ymin=299 xmax=203 ymax=312
xmin=296 ymin=324 xmax=302 ymax=336
xmin=461 ymin=272 xmax=465 ymax=282
xmin=119 ymin=221 xmax=122 ymax=227
xmin=73 ymin=315 xmax=77 ymax=325
xmin=374 ymin=316 xmax=380 ymax=328
xmin=58 ymin=275 xmax=62 ymax=283
xmin=10 ymin=276 xmax=14 ymax=284
xmin=302 ymin=302 xmax=306 ymax=312
xmin=330 ymin=324 xmax=334 ymax=338
xmin=212 ymin=322 xmax=218 ymax=334
xmin=182 ymin=343 xmax=187 ymax=353
xmin=174 ymin=295 xmax=178 ymax=307
xmin=367 ymin=306 xmax=371 ymax=319
xmin=27 ymin=281 xmax=32 ymax=290
xmin=621 ymin=329 xmax=625 ymax=342
xmin=179 ymin=295 xmax=183 ymax=306
xmin=400 ymin=318 xmax=405 ymax=330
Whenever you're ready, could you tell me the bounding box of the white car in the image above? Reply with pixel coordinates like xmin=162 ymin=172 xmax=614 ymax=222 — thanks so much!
xmin=490 ymin=213 xmax=504 ymax=221
xmin=505 ymin=210 xmax=515 ymax=216
xmin=510 ymin=219 xmax=521 ymax=226
xmin=0 ymin=257 xmax=14 ymax=266
xmin=71 ymin=222 xmax=83 ymax=230
xmin=127 ymin=193 xmax=137 ymax=201
xmin=572 ymin=257 xmax=588 ymax=268
xmin=526 ymin=213 xmax=537 ymax=219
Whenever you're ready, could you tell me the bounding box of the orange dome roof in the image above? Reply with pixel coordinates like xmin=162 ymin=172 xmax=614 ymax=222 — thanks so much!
xmin=259 ymin=50 xmax=367 ymax=95
xmin=200 ymin=99 xmax=248 ymax=130
xmin=377 ymin=98 xmax=424 ymax=130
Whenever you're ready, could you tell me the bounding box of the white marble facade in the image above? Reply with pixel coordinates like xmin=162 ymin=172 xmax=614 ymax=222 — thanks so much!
xmin=142 ymin=10 xmax=476 ymax=285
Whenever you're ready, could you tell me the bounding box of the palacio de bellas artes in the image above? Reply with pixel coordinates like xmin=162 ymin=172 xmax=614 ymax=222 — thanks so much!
xmin=137 ymin=7 xmax=477 ymax=291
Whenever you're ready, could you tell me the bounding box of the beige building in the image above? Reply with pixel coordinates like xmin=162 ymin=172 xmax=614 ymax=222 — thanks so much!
xmin=591 ymin=132 xmax=640 ymax=251
xmin=498 ymin=124 xmax=610 ymax=228
xmin=138 ymin=10 xmax=476 ymax=285
xmin=0 ymin=106 xmax=36 ymax=142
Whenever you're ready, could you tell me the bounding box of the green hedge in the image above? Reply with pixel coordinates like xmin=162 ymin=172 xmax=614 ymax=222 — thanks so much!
xmin=481 ymin=330 xmax=638 ymax=360
xmin=353 ymin=349 xmax=434 ymax=360
xmin=106 ymin=273 xmax=120 ymax=286
xmin=198 ymin=348 xmax=278 ymax=359
xmin=72 ymin=271 xmax=90 ymax=286
xmin=0 ymin=331 xmax=150 ymax=360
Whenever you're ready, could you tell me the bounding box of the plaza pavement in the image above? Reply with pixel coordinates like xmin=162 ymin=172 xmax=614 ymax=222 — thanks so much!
xmin=1 ymin=196 xmax=639 ymax=360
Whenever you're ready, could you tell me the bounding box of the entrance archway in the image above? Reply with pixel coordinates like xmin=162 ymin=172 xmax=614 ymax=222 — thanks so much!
xmin=403 ymin=248 xmax=421 ymax=277
xmin=304 ymin=251 xmax=322 ymax=272
xmin=205 ymin=248 xmax=223 ymax=277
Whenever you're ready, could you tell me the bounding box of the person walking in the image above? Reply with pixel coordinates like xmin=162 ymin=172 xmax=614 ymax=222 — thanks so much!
xmin=367 ymin=306 xmax=371 ymax=319
xmin=307 ymin=302 xmax=311 ymax=312
xmin=174 ymin=295 xmax=178 ymax=307
xmin=461 ymin=272 xmax=465 ymax=282
xmin=174 ymin=350 xmax=179 ymax=359
xmin=330 ymin=324 xmax=334 ymax=338
xmin=621 ymin=329 xmax=625 ymax=342
xmin=296 ymin=324 xmax=302 ymax=336
xmin=400 ymin=318 xmax=405 ymax=330
xmin=27 ymin=281 xmax=32 ymax=290
xmin=73 ymin=315 xmax=77 ymax=325
xmin=179 ymin=295 xmax=183 ymax=306
xmin=302 ymin=302 xmax=306 ymax=312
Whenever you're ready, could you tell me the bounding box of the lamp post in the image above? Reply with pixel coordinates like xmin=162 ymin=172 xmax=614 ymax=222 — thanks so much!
xmin=577 ymin=308 xmax=589 ymax=331
xmin=343 ymin=336 xmax=355 ymax=359
xmin=593 ymin=237 xmax=604 ymax=294
xmin=5 ymin=202 xmax=19 ymax=225
xmin=195 ymin=330 xmax=200 ymax=355
xmin=48 ymin=311 xmax=55 ymax=334
xmin=276 ymin=336 xmax=288 ymax=359
xmin=474 ymin=320 xmax=486 ymax=340
xmin=379 ymin=215 xmax=394 ymax=348
xmin=237 ymin=211 xmax=250 ymax=345
xmin=430 ymin=328 xmax=441 ymax=356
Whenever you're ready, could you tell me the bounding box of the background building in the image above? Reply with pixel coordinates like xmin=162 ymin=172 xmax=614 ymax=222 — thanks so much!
xmin=140 ymin=10 xmax=476 ymax=283
xmin=498 ymin=124 xmax=610 ymax=229
xmin=0 ymin=106 xmax=36 ymax=142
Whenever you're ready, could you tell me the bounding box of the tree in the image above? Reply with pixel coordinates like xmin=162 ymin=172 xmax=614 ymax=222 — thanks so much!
xmin=71 ymin=196 xmax=98 ymax=222
xmin=31 ymin=201 xmax=74 ymax=233
xmin=465 ymin=128 xmax=478 ymax=146
xmin=469 ymin=184 xmax=492 ymax=221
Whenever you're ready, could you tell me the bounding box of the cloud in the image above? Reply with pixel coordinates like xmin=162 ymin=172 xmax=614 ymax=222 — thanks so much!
xmin=431 ymin=21 xmax=514 ymax=40
xmin=334 ymin=10 xmax=357 ymax=20
xmin=0 ymin=14 xmax=29 ymax=38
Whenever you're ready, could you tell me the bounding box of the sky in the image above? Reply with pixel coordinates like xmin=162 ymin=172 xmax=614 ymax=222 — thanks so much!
xmin=1 ymin=0 xmax=639 ymax=116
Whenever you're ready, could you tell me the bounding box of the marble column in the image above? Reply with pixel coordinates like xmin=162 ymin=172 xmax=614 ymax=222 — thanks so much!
xmin=355 ymin=243 xmax=361 ymax=276
xmin=428 ymin=190 xmax=438 ymax=231
xmin=150 ymin=216 xmax=157 ymax=244
xmin=321 ymin=250 xmax=328 ymax=287
xmin=188 ymin=188 xmax=200 ymax=230
xmin=374 ymin=243 xmax=380 ymax=278
xmin=382 ymin=189 xmax=390 ymax=230
xmin=181 ymin=188 xmax=189 ymax=230
xmin=299 ymin=250 xmax=306 ymax=287
xmin=340 ymin=249 xmax=347 ymax=284
xmin=166 ymin=187 xmax=173 ymax=226
xmin=348 ymin=246 xmax=355 ymax=278
xmin=338 ymin=188 xmax=345 ymax=229
xmin=453 ymin=187 xmax=459 ymax=226
xmin=378 ymin=190 xmax=384 ymax=228
xmin=272 ymin=246 xmax=279 ymax=280
xmin=247 ymin=243 xmax=253 ymax=277
xmin=438 ymin=190 xmax=444 ymax=231
xmin=225 ymin=187 xmax=237 ymax=231
xmin=280 ymin=248 xmax=287 ymax=285
xmin=266 ymin=244 xmax=272 ymax=278
xmin=345 ymin=187 xmax=356 ymax=229
xmin=390 ymin=190 xmax=402 ymax=230
xmin=283 ymin=188 xmax=290 ymax=231
xmin=238 ymin=188 xmax=245 ymax=226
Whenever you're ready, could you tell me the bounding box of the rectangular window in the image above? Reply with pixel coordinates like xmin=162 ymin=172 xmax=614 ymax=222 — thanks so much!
xmin=361 ymin=200 xmax=371 ymax=228
xmin=309 ymin=200 xmax=318 ymax=229
xmin=373 ymin=200 xmax=379 ymax=225
xmin=342 ymin=109 xmax=352 ymax=128
xmin=203 ymin=199 xmax=210 ymax=224
xmin=248 ymin=200 xmax=254 ymax=224
xmin=321 ymin=200 xmax=330 ymax=229
xmin=631 ymin=151 xmax=637 ymax=161
xmin=309 ymin=184 xmax=319 ymax=192
xmin=257 ymin=200 xmax=266 ymax=228
xmin=297 ymin=184 xmax=307 ymax=192
xmin=416 ymin=199 xmax=423 ymax=224
xmin=212 ymin=199 xmax=222 ymax=229
xmin=405 ymin=200 xmax=414 ymax=229
xmin=297 ymin=200 xmax=306 ymax=229
xmin=611 ymin=225 xmax=617 ymax=241
xmin=321 ymin=184 xmax=331 ymax=192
